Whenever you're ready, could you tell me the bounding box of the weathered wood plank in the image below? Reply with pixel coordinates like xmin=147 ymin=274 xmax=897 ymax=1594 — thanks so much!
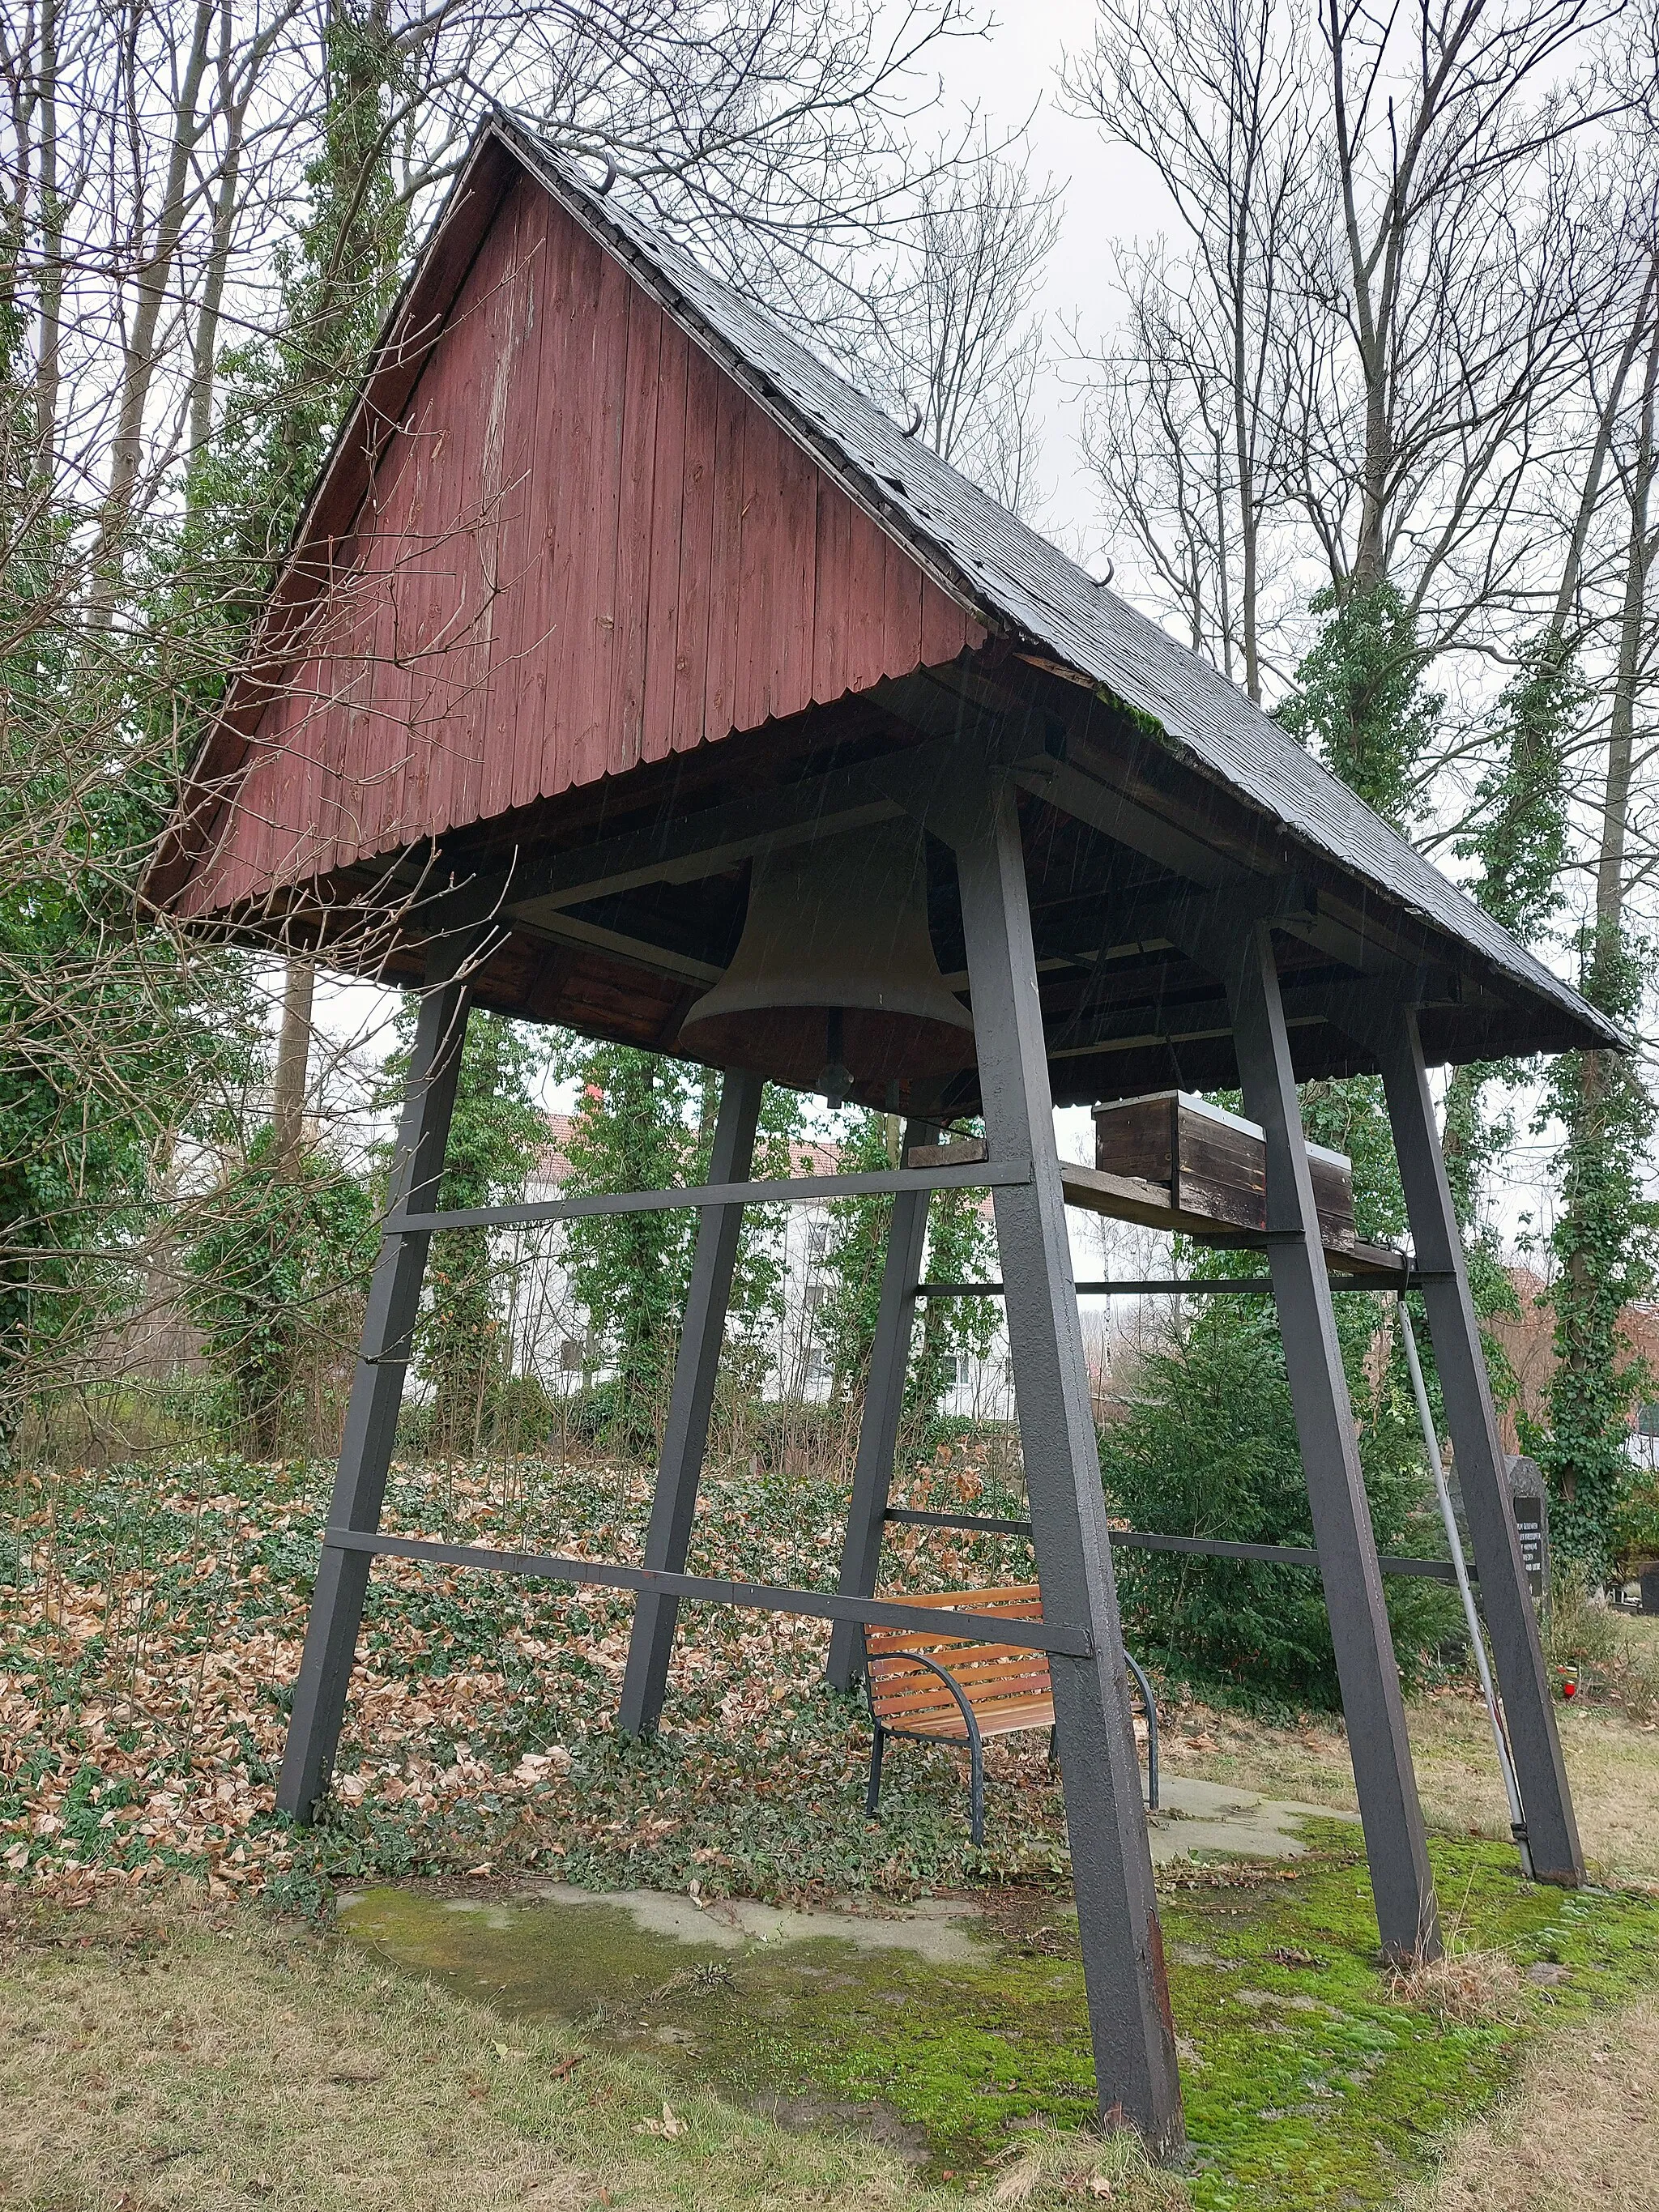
xmin=175 ymin=184 xmax=979 ymax=917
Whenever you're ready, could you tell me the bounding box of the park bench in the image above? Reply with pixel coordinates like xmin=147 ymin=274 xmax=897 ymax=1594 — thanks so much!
xmin=861 ymin=1583 xmax=1158 ymax=1845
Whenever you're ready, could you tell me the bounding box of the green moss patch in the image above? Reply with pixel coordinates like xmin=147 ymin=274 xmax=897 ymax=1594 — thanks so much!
xmin=340 ymin=1830 xmax=1659 ymax=2205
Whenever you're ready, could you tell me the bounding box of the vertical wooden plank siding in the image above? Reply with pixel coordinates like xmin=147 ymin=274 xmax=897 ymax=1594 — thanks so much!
xmin=510 ymin=190 xmax=573 ymax=817
xmin=640 ymin=324 xmax=691 ymax=765
xmin=667 ymin=339 xmax=719 ymax=757
xmin=612 ymin=288 xmax=664 ymax=772
xmin=177 ymin=179 xmax=983 ymax=922
xmin=478 ymin=190 xmax=543 ymax=827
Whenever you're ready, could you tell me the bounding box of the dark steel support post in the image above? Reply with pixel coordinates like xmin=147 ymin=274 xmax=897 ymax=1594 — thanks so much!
xmin=949 ymin=774 xmax=1185 ymax=2154
xmin=825 ymin=1120 xmax=932 ymax=1691
xmin=1222 ymin=922 xmax=1440 ymax=1961
xmin=1372 ymin=1006 xmax=1583 ymax=1884
xmin=277 ymin=940 xmax=479 ymax=1822
xmin=616 ymin=1069 xmax=765 ymax=1738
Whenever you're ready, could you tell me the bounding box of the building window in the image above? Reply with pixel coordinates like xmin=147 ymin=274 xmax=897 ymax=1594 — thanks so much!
xmin=805 ymin=1221 xmax=830 ymax=1265
xmin=804 ymin=1282 xmax=825 ymax=1313
xmin=1639 ymin=1404 xmax=1659 ymax=1438
xmin=560 ymin=1336 xmax=586 ymax=1374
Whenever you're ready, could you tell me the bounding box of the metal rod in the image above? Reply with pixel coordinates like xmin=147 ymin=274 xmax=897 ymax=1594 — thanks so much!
xmin=913 ymin=1276 xmax=1398 ymax=1298
xmin=885 ymin=1506 xmax=1036 ymax=1536
xmin=318 ymin=1528 xmax=1094 ymax=1656
xmin=386 ymin=1158 xmax=1031 ymax=1234
xmin=1397 ymin=1295 xmax=1533 ymax=1877
xmin=881 ymin=1507 xmax=1469 ymax=1579
xmin=1369 ymin=1003 xmax=1580 ymax=1884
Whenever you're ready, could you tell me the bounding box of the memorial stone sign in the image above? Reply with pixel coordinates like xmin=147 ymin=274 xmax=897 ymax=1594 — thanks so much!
xmin=1505 ymin=1457 xmax=1549 ymax=1605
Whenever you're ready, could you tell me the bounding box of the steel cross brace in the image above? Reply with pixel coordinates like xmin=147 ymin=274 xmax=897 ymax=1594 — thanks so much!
xmin=1332 ymin=992 xmax=1583 ymax=1885
xmin=277 ymin=936 xmax=481 ymax=1822
xmin=1166 ymin=901 xmax=1441 ymax=1963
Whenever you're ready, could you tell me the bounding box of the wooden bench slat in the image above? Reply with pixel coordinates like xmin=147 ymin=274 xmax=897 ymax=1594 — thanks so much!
xmin=867 ymin=1583 xmax=1056 ymax=1748
xmin=890 ymin=1697 xmax=1057 ymax=1737
xmin=864 ymin=1637 xmax=1053 ymax=1669
xmin=872 ymin=1679 xmax=1053 ymax=1723
xmin=868 ymin=1585 xmax=1045 ymax=1613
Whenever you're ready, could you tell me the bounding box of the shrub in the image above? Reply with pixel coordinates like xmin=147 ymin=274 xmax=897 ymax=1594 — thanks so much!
xmin=562 ymin=1378 xmax=658 ymax=1461
xmin=1097 ymin=1294 xmax=1456 ymax=1709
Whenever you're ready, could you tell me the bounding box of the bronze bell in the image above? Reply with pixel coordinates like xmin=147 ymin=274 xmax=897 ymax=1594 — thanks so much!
xmin=676 ymin=819 xmax=975 ymax=1102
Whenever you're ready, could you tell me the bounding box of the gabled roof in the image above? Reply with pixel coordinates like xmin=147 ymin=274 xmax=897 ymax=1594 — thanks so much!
xmin=495 ymin=114 xmax=1616 ymax=1053
xmin=149 ymin=110 xmax=1618 ymax=1059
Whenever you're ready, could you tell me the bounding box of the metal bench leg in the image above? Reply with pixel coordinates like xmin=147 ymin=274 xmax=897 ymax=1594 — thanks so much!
xmin=967 ymin=1721 xmax=986 ymax=1848
xmin=865 ymin=1723 xmax=886 ymax=1820
xmin=1126 ymin=1655 xmax=1159 ymax=1811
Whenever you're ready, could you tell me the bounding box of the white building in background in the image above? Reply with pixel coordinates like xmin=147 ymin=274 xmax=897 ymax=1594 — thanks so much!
xmin=501 ymin=1117 xmax=1175 ymax=1426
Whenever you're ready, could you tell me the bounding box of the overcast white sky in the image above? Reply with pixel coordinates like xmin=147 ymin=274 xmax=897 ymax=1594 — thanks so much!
xmin=928 ymin=0 xmax=1174 ymax=553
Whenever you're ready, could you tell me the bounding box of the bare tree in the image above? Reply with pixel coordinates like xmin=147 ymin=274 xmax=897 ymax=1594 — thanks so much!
xmin=1294 ymin=0 xmax=1618 ymax=632
xmin=860 ymin=134 xmax=1058 ymax=514
xmin=1065 ymin=0 xmax=1314 ymax=699
xmin=0 ymin=0 xmax=1034 ymax=1451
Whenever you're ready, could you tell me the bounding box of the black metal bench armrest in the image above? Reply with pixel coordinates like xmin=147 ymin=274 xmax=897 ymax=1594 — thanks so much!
xmin=866 ymin=1648 xmax=984 ymax=1755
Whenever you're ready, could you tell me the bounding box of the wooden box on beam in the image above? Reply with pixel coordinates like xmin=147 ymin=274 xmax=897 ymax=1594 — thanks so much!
xmin=1091 ymin=1091 xmax=1355 ymax=1248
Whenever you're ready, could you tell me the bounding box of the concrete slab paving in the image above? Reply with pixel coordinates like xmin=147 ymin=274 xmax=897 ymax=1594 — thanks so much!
xmin=1146 ymin=1775 xmax=1361 ymax=1865
xmin=343 ymin=1771 xmax=1363 ymax=1974
xmin=494 ymin=1881 xmax=996 ymax=1963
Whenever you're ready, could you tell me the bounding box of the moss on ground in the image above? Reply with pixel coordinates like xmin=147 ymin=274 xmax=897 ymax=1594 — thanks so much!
xmin=341 ymin=1826 xmax=1659 ymax=2207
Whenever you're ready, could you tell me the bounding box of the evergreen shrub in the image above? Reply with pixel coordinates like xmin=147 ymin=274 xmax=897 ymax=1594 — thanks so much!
xmin=1098 ymin=1294 xmax=1456 ymax=1710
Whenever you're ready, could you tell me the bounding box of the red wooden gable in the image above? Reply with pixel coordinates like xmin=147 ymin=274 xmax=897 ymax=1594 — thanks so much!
xmin=175 ymin=168 xmax=983 ymax=922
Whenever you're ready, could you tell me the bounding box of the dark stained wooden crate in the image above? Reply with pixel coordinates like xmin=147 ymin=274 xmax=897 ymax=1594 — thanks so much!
xmin=1092 ymin=1091 xmax=1353 ymax=1244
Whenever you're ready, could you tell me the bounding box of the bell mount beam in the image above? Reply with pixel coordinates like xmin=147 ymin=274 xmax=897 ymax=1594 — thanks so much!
xmin=368 ymin=727 xmax=1053 ymax=951
xmin=618 ymin=1068 xmax=766 ymax=1739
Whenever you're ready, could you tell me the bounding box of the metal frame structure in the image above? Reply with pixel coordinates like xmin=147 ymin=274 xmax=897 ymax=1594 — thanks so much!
xmin=269 ymin=752 xmax=1586 ymax=2154
xmin=138 ymin=109 xmax=1597 ymax=2163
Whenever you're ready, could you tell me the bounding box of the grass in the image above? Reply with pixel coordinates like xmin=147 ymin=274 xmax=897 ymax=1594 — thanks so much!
xmin=334 ymin=1827 xmax=1659 ymax=2208
xmin=6 ymin=1445 xmax=1659 ymax=2207
xmin=1396 ymin=1995 xmax=1659 ymax=2212
xmin=0 ymin=1884 xmax=1176 ymax=2212
xmin=1151 ymin=1616 xmax=1659 ymax=1887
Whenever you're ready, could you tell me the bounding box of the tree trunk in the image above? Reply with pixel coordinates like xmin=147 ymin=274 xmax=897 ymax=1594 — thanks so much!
xmin=95 ymin=0 xmax=216 ymax=582
xmin=1593 ymin=309 xmax=1659 ymax=945
xmin=273 ymin=960 xmax=315 ymax=1174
